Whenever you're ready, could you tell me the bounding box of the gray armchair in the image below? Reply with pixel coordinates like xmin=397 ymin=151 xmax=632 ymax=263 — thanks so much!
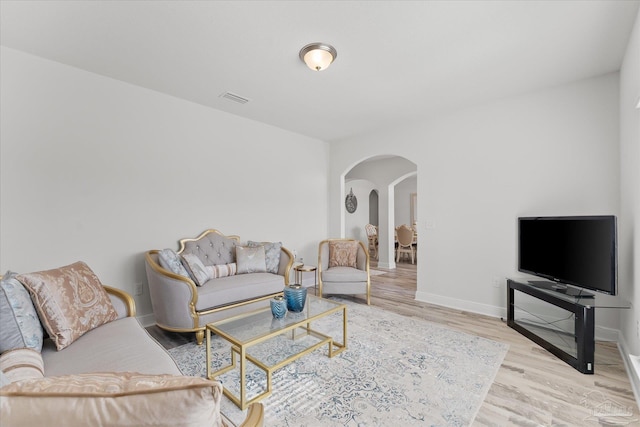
xmin=317 ymin=239 xmax=371 ymax=305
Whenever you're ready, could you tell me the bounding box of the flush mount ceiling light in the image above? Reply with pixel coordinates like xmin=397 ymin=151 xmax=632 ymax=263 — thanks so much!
xmin=299 ymin=42 xmax=337 ymax=71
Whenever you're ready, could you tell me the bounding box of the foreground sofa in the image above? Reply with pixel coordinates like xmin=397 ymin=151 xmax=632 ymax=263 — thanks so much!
xmin=0 ymin=262 xmax=263 ymax=426
xmin=145 ymin=229 xmax=294 ymax=344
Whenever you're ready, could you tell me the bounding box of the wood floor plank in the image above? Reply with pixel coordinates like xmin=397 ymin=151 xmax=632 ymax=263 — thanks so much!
xmin=369 ymin=260 xmax=640 ymax=426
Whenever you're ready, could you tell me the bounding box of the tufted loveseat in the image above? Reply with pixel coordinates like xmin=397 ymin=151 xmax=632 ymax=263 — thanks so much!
xmin=145 ymin=229 xmax=294 ymax=344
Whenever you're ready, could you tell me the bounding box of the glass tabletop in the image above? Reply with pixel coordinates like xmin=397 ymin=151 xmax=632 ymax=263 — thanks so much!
xmin=208 ymin=295 xmax=345 ymax=344
xmin=512 ymin=279 xmax=631 ymax=308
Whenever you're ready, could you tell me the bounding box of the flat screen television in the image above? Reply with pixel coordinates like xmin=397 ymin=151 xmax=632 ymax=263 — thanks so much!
xmin=518 ymin=215 xmax=617 ymax=297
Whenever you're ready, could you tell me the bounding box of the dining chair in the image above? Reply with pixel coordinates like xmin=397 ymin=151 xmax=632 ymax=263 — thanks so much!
xmin=364 ymin=224 xmax=379 ymax=260
xmin=395 ymin=224 xmax=415 ymax=264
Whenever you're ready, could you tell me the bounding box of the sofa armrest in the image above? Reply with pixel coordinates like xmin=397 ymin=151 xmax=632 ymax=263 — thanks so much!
xmin=278 ymin=247 xmax=294 ymax=285
xmin=239 ymin=403 xmax=264 ymax=427
xmin=145 ymin=250 xmax=199 ymax=330
xmin=104 ymin=285 xmax=136 ymax=318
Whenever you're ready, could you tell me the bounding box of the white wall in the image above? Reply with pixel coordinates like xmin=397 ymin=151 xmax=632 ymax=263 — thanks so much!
xmin=329 ymin=73 xmax=621 ymax=331
xmin=394 ymin=177 xmax=417 ymax=227
xmin=619 ymin=7 xmax=640 ymax=392
xmin=0 ymin=47 xmax=328 ymax=318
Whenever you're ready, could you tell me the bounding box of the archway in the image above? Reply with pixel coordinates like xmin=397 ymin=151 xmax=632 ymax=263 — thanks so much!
xmin=341 ymin=155 xmax=417 ymax=270
xmin=369 ymin=190 xmax=379 ymax=227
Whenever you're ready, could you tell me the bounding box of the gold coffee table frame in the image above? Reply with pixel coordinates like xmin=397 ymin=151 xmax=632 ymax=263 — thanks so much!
xmin=205 ymin=295 xmax=347 ymax=410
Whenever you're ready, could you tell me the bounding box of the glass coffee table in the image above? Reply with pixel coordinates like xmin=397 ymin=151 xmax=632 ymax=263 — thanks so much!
xmin=205 ymin=295 xmax=347 ymax=410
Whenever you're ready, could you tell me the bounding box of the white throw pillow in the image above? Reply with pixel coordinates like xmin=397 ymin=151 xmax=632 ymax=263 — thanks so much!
xmin=236 ymin=246 xmax=267 ymax=274
xmin=247 ymin=241 xmax=282 ymax=274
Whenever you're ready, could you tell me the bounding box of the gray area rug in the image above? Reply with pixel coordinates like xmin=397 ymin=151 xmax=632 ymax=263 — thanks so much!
xmin=168 ymin=299 xmax=508 ymax=426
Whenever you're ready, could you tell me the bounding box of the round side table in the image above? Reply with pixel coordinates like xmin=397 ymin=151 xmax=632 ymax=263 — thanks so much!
xmin=294 ymin=264 xmax=317 ymax=291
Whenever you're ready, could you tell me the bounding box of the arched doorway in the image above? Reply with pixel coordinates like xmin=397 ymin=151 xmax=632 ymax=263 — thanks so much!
xmin=341 ymin=155 xmax=418 ymax=301
xmin=369 ymin=189 xmax=379 ymax=226
xmin=342 ymin=155 xmax=417 ymax=268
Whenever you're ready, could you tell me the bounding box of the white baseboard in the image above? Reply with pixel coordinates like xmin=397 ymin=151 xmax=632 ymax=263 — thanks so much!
xmin=618 ymin=335 xmax=640 ymax=410
xmin=414 ymin=291 xmax=506 ymax=319
xmin=377 ymin=261 xmax=395 ymax=269
xmin=136 ymin=313 xmax=155 ymax=328
xmin=595 ymin=325 xmax=620 ymax=342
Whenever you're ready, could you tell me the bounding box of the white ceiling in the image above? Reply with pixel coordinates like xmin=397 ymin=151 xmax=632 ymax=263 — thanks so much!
xmin=1 ymin=1 xmax=638 ymax=142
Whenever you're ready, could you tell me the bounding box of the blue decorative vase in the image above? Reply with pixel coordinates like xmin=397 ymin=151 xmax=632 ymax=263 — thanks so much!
xmin=270 ymin=295 xmax=287 ymax=319
xmin=284 ymin=284 xmax=307 ymax=312
xmin=271 ymin=316 xmax=286 ymax=329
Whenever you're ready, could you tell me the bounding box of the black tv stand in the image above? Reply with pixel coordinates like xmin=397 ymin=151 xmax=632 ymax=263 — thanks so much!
xmin=528 ymin=280 xmax=595 ymax=298
xmin=508 ymin=279 xmax=595 ymax=374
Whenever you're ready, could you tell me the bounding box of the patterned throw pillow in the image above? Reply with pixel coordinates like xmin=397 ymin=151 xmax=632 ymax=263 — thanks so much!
xmin=180 ymin=253 xmax=211 ymax=286
xmin=0 ymin=271 xmax=44 ymax=353
xmin=157 ymin=249 xmax=190 ymax=278
xmin=236 ymin=246 xmax=267 ymax=274
xmin=181 ymin=254 xmax=238 ymax=286
xmin=210 ymin=263 xmax=237 ymax=279
xmin=247 ymin=241 xmax=282 ymax=274
xmin=328 ymin=241 xmax=359 ymax=268
xmin=17 ymin=262 xmax=118 ymax=351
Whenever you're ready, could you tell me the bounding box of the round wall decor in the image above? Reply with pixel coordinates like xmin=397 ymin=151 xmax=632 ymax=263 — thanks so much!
xmin=345 ymin=188 xmax=358 ymax=213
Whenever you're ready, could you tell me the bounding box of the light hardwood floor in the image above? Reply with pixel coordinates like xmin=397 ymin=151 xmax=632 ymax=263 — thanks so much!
xmin=367 ymin=260 xmax=639 ymax=426
xmin=148 ymin=260 xmax=639 ymax=426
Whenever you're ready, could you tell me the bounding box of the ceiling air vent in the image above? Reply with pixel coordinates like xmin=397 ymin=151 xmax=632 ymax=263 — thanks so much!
xmin=219 ymin=92 xmax=250 ymax=104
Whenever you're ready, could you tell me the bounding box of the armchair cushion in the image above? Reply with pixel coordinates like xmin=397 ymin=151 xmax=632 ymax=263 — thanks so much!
xmin=0 ymin=372 xmax=224 ymax=427
xmin=321 ymin=266 xmax=369 ymax=283
xmin=17 ymin=262 xmax=118 ymax=351
xmin=247 ymin=241 xmax=282 ymax=274
xmin=0 ymin=271 xmax=43 ymax=353
xmin=328 ymin=241 xmax=358 ymax=268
